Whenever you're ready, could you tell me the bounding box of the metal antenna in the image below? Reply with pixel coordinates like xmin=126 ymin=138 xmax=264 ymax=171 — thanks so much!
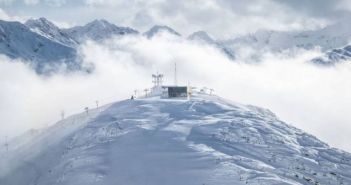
xmin=174 ymin=62 xmax=177 ymax=86
xmin=158 ymin=74 xmax=164 ymax=86
xmin=61 ymin=110 xmax=65 ymax=120
xmin=152 ymin=74 xmax=157 ymax=87
xmin=144 ymin=89 xmax=149 ymax=97
xmin=85 ymin=107 xmax=89 ymax=115
xmin=157 ymin=71 xmax=159 ymax=86
xmin=5 ymin=136 xmax=8 ymax=152
xmin=209 ymin=89 xmax=214 ymax=95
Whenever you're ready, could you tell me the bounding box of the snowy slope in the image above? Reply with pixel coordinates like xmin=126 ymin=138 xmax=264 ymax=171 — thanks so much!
xmin=0 ymin=20 xmax=78 ymax=73
xmin=64 ymin=19 xmax=138 ymax=43
xmin=1 ymin=93 xmax=350 ymax=185
xmin=143 ymin=25 xmax=181 ymax=38
xmin=25 ymin=18 xmax=77 ymax=47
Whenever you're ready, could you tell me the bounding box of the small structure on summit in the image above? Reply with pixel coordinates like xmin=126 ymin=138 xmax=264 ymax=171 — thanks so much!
xmin=136 ymin=63 xmax=191 ymax=99
xmin=161 ymin=62 xmax=190 ymax=99
xmin=150 ymin=71 xmax=190 ymax=99
xmin=161 ymin=86 xmax=188 ymax=98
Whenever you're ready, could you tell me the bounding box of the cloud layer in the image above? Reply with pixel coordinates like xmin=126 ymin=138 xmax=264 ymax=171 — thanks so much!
xmin=1 ymin=33 xmax=351 ymax=152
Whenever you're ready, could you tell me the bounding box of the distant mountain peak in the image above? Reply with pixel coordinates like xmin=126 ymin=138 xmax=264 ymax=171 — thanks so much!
xmin=188 ymin=31 xmax=215 ymax=44
xmin=25 ymin=17 xmax=61 ymax=33
xmin=25 ymin=17 xmax=77 ymax=47
xmin=85 ymin=19 xmax=114 ymax=29
xmin=64 ymin=19 xmax=138 ymax=42
xmin=311 ymin=44 xmax=351 ymax=65
xmin=144 ymin=25 xmax=181 ymax=38
xmin=26 ymin=17 xmax=56 ymax=27
xmin=0 ymin=19 xmax=77 ymax=74
xmin=0 ymin=18 xmax=142 ymax=74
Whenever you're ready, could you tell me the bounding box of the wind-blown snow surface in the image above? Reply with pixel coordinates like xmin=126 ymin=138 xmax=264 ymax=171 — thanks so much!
xmin=1 ymin=94 xmax=350 ymax=185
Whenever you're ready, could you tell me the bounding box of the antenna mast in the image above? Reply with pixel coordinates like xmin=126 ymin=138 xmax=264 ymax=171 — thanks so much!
xmin=174 ymin=62 xmax=177 ymax=86
xmin=61 ymin=110 xmax=65 ymax=120
xmin=5 ymin=136 xmax=8 ymax=152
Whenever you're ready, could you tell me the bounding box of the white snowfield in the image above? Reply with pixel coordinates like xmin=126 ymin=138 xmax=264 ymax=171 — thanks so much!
xmin=1 ymin=94 xmax=351 ymax=185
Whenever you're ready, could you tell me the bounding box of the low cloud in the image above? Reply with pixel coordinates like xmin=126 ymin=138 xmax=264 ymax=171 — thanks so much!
xmin=0 ymin=8 xmax=29 ymax=23
xmin=1 ymin=34 xmax=351 ymax=152
xmin=0 ymin=8 xmax=10 ymax=20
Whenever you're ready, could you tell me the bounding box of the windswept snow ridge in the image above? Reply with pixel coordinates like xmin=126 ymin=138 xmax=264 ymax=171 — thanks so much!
xmin=0 ymin=94 xmax=350 ymax=185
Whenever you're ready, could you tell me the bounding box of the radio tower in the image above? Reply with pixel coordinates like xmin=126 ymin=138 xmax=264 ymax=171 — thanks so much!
xmin=152 ymin=73 xmax=164 ymax=87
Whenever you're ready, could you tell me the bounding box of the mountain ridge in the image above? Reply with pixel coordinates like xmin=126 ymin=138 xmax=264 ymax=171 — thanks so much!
xmin=0 ymin=19 xmax=78 ymax=73
xmin=1 ymin=17 xmax=351 ymax=74
xmin=25 ymin=18 xmax=77 ymax=47
xmin=63 ymin=19 xmax=139 ymax=43
xmin=1 ymin=93 xmax=350 ymax=185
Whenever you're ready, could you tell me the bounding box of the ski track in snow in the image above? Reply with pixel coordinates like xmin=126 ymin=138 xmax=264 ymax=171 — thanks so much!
xmin=0 ymin=94 xmax=351 ymax=185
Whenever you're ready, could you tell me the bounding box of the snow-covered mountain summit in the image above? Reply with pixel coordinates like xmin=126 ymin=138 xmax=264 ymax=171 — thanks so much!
xmin=188 ymin=31 xmax=216 ymax=44
xmin=144 ymin=25 xmax=181 ymax=38
xmin=0 ymin=20 xmax=77 ymax=73
xmin=64 ymin=19 xmax=139 ymax=42
xmin=0 ymin=18 xmax=140 ymax=73
xmin=25 ymin=18 xmax=77 ymax=47
xmin=1 ymin=93 xmax=350 ymax=185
